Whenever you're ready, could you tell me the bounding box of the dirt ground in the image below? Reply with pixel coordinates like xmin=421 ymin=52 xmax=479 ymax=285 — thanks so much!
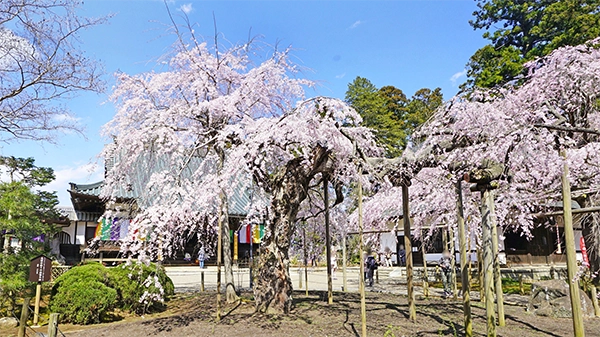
xmin=3 ymin=291 xmax=600 ymax=337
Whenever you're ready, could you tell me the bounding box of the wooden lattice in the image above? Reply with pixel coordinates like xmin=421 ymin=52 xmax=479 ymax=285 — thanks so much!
xmin=51 ymin=265 xmax=71 ymax=281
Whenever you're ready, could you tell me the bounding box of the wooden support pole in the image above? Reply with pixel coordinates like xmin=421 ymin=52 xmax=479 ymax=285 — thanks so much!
xmin=456 ymin=179 xmax=472 ymax=337
xmin=560 ymin=149 xmax=585 ymax=337
xmin=33 ymin=282 xmax=41 ymax=326
xmin=358 ymin=179 xmax=367 ymax=337
xmin=402 ymin=184 xmax=416 ymax=322
xmin=216 ymin=193 xmax=223 ymax=321
xmin=590 ymin=285 xmax=600 ymax=317
xmin=48 ymin=313 xmax=59 ymax=337
xmin=477 ymin=248 xmax=484 ymax=302
xmin=342 ymin=234 xmax=348 ymax=292
xmin=18 ymin=297 xmax=29 ymax=337
xmin=304 ymin=227 xmax=309 ymax=296
xmin=324 ymin=176 xmax=333 ymax=305
xmin=490 ymin=203 xmax=505 ymax=327
xmin=449 ymin=225 xmax=458 ymax=300
xmin=201 ymin=271 xmax=205 ymax=292
xmin=481 ymin=189 xmax=496 ymax=337
xmin=421 ymin=237 xmax=429 ymax=298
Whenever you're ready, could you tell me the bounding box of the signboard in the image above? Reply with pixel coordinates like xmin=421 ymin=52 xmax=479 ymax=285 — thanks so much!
xmin=29 ymin=255 xmax=52 ymax=282
xmin=580 ymin=237 xmax=590 ymax=267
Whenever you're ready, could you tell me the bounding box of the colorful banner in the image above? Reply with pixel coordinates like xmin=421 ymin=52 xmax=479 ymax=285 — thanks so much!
xmin=239 ymin=224 xmax=265 ymax=244
xmin=95 ymin=218 xmax=132 ymax=241
xmin=238 ymin=224 xmax=252 ymax=244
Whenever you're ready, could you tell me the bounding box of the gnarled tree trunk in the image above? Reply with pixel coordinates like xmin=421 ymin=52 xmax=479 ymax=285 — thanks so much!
xmin=254 ymin=147 xmax=331 ymax=313
xmin=221 ymin=194 xmax=239 ymax=303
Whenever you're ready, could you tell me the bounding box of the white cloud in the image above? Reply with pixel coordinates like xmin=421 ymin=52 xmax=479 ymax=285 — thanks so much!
xmin=335 ymin=73 xmax=346 ymax=79
xmin=450 ymin=69 xmax=467 ymax=85
xmin=179 ymin=3 xmax=193 ymax=14
xmin=348 ymin=20 xmax=362 ymax=30
xmin=40 ymin=162 xmax=103 ymax=206
xmin=53 ymin=113 xmax=81 ymax=123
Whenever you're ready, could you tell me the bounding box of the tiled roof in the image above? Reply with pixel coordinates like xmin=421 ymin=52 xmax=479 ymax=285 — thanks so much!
xmin=69 ymin=151 xmax=253 ymax=217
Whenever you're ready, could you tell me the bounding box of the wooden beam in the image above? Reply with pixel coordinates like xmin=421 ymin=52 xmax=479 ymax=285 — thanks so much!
xmin=534 ymin=206 xmax=600 ymax=218
xmin=534 ymin=123 xmax=600 ymax=136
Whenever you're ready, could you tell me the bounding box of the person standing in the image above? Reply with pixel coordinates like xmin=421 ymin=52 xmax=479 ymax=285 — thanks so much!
xmin=365 ymin=254 xmax=378 ymax=287
xmin=198 ymin=246 xmax=206 ymax=269
xmin=398 ymin=245 xmax=406 ymax=267
xmin=439 ymin=249 xmax=453 ymax=298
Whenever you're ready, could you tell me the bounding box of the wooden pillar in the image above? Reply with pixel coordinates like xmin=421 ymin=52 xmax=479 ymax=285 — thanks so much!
xmin=478 ymin=246 xmax=484 ymax=302
xmin=481 ymin=189 xmax=496 ymax=337
xmin=358 ymin=179 xmax=367 ymax=337
xmin=456 ymin=179 xmax=472 ymax=337
xmin=216 ymin=193 xmax=223 ymax=321
xmin=48 ymin=313 xmax=59 ymax=337
xmin=490 ymin=200 xmax=505 ymax=326
xmin=421 ymin=236 xmax=429 ymax=298
xmin=18 ymin=297 xmax=29 ymax=337
xmin=449 ymin=225 xmax=458 ymax=300
xmin=324 ymin=175 xmax=333 ymax=305
xmin=560 ymin=149 xmax=585 ymax=337
xmin=402 ymin=184 xmax=416 ymax=321
xmin=304 ymin=227 xmax=309 ymax=296
xmin=33 ymin=282 xmax=42 ymax=326
xmin=590 ymin=285 xmax=600 ymax=317
xmin=201 ymin=271 xmax=205 ymax=292
xmin=342 ymin=234 xmax=348 ymax=292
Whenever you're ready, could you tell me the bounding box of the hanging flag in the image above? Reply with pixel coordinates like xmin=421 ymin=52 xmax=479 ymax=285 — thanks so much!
xmin=252 ymin=225 xmax=260 ymax=244
xmin=95 ymin=220 xmax=103 ymax=238
xmin=101 ymin=218 xmax=111 ymax=240
xmin=110 ymin=218 xmax=121 ymax=241
xmin=233 ymin=233 xmax=239 ymax=261
xmin=238 ymin=224 xmax=251 ymax=244
xmin=119 ymin=219 xmax=129 ymax=240
xmin=580 ymin=237 xmax=589 ymax=267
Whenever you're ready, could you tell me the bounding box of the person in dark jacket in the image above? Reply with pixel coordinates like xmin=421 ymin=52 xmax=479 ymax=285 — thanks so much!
xmin=439 ymin=249 xmax=453 ymax=297
xmin=365 ymin=254 xmax=378 ymax=287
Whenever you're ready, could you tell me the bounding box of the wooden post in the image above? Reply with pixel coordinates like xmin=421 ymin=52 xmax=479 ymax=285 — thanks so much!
xmin=481 ymin=189 xmax=496 ymax=337
xmin=590 ymin=285 xmax=600 ymax=317
xmin=421 ymin=237 xmax=429 ymax=298
xmin=478 ymin=247 xmax=485 ymax=303
xmin=299 ymin=267 xmax=303 ymax=289
xmin=48 ymin=313 xmax=59 ymax=337
xmin=18 ymin=297 xmax=30 ymax=337
xmin=201 ymin=271 xmax=205 ymax=292
xmin=402 ymin=184 xmax=416 ymax=321
xmin=358 ymin=178 xmax=367 ymax=337
xmin=324 ymin=175 xmax=333 ymax=305
xmin=449 ymin=225 xmax=458 ymax=300
xmin=342 ymin=234 xmax=348 ymax=292
xmin=519 ymin=274 xmax=524 ymax=296
xmin=303 ymin=227 xmax=309 ymax=296
xmin=33 ymin=282 xmax=42 ymax=326
xmin=560 ymin=149 xmax=585 ymax=337
xmin=490 ymin=204 xmax=505 ymax=326
xmin=216 ymin=193 xmax=223 ymax=321
xmin=456 ymin=179 xmax=472 ymax=337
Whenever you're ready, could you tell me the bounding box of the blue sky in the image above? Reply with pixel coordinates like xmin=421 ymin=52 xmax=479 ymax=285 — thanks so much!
xmin=1 ymin=0 xmax=486 ymax=205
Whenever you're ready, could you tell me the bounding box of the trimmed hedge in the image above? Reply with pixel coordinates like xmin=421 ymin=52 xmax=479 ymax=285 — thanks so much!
xmin=50 ymin=262 xmax=174 ymax=324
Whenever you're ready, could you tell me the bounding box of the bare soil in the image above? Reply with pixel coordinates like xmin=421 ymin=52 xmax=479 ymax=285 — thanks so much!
xmin=2 ymin=291 xmax=599 ymax=337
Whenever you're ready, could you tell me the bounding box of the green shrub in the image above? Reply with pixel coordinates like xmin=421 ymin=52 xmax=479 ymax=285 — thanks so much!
xmin=110 ymin=262 xmax=174 ymax=314
xmin=50 ymin=264 xmax=117 ymax=324
xmin=50 ymin=262 xmax=174 ymax=324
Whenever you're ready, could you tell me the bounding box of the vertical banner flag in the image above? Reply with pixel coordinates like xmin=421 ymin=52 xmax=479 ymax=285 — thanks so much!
xmin=238 ymin=224 xmax=251 ymax=244
xmin=580 ymin=236 xmax=589 ymax=267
